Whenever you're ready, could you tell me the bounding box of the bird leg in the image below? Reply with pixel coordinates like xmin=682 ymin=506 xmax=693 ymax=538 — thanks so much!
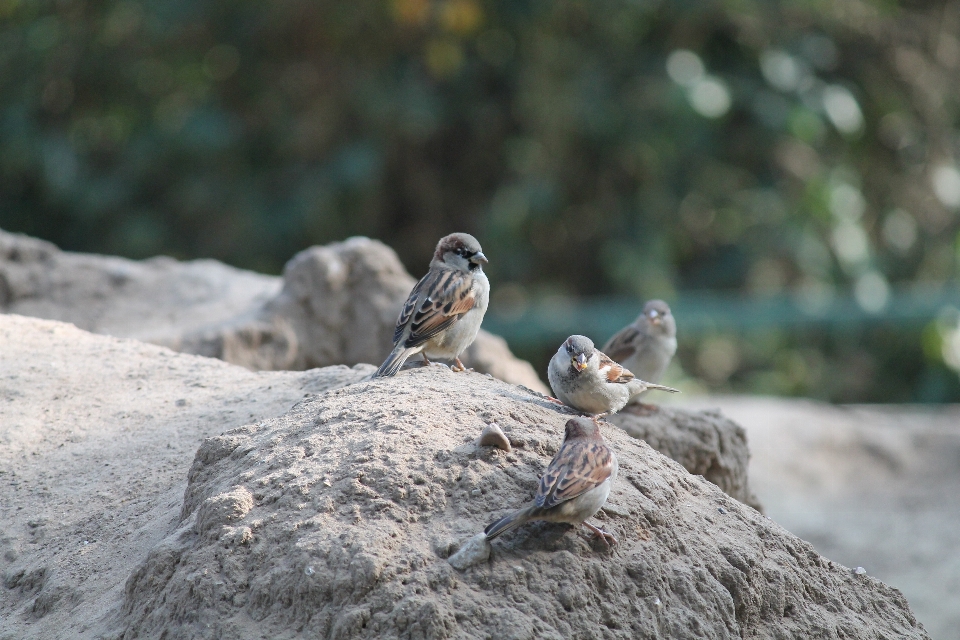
xmin=582 ymin=521 xmax=617 ymax=546
xmin=591 ymin=412 xmax=610 ymax=426
xmin=420 ymin=353 xmax=432 ymax=367
xmin=451 ymin=357 xmax=470 ymax=372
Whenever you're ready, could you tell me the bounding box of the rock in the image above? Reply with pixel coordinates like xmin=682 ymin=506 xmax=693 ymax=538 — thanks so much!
xmin=0 ymin=228 xmax=549 ymax=393
xmin=477 ymin=423 xmax=511 ymax=452
xmin=0 ymin=229 xmax=279 ymax=345
xmin=0 ymin=315 xmax=372 ymax=639
xmin=461 ymin=330 xmax=546 ymax=394
xmin=118 ymin=365 xmax=927 ymax=639
xmin=683 ymin=396 xmax=960 ymax=639
xmin=210 ymin=237 xmax=416 ymax=371
xmin=447 ymin=533 xmax=491 ymax=570
xmin=0 ymin=229 xmax=760 ymax=509
xmin=610 ymin=405 xmax=763 ymax=511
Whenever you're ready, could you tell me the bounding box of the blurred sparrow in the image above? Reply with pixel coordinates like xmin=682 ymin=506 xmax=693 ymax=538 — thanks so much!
xmin=601 ymin=299 xmax=677 ymax=402
xmin=484 ymin=418 xmax=619 ymax=545
xmin=375 ymin=233 xmax=489 ymax=377
xmin=547 ymin=335 xmax=678 ymax=418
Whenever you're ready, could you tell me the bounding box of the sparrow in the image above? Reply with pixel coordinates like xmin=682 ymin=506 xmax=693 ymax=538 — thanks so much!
xmin=601 ymin=300 xmax=677 ymax=401
xmin=484 ymin=417 xmax=619 ymax=545
xmin=375 ymin=233 xmax=489 ymax=377
xmin=547 ymin=335 xmax=678 ymax=418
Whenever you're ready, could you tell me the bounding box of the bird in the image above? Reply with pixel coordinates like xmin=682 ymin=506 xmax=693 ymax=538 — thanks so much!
xmin=484 ymin=417 xmax=619 ymax=545
xmin=547 ymin=334 xmax=678 ymax=419
xmin=601 ymin=299 xmax=677 ymax=404
xmin=375 ymin=232 xmax=490 ymax=377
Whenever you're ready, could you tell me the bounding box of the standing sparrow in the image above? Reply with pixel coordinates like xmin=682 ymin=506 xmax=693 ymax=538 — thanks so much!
xmin=375 ymin=233 xmax=489 ymax=377
xmin=547 ymin=335 xmax=678 ymax=418
xmin=601 ymin=300 xmax=677 ymax=401
xmin=484 ymin=417 xmax=619 ymax=545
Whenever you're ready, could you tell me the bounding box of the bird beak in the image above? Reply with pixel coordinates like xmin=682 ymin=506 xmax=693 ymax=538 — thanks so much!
xmin=470 ymin=252 xmax=488 ymax=265
xmin=572 ymin=353 xmax=588 ymax=372
xmin=648 ymin=310 xmax=661 ymax=325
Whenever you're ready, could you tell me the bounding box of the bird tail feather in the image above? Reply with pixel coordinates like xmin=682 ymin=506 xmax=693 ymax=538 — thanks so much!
xmin=375 ymin=347 xmax=417 ymax=378
xmin=484 ymin=507 xmax=532 ymax=540
xmin=644 ymin=382 xmax=680 ymax=393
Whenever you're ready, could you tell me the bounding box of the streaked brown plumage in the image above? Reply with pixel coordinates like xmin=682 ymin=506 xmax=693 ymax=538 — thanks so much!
xmin=484 ymin=418 xmax=619 ymax=545
xmin=376 ymin=233 xmax=489 ymax=377
xmin=547 ymin=335 xmax=679 ymax=418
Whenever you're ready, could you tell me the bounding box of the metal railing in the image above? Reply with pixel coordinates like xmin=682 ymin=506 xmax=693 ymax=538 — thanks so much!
xmin=484 ymin=287 xmax=960 ymax=348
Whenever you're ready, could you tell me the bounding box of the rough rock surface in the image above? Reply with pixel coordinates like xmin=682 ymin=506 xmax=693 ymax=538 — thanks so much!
xmin=0 ymin=228 xmax=759 ymax=510
xmin=0 ymin=314 xmax=371 ymax=640
xmin=0 ymin=229 xmax=279 ymax=346
xmin=611 ymin=406 xmax=762 ymax=511
xmin=685 ymin=396 xmax=960 ymax=640
xmin=119 ymin=366 xmax=926 ymax=639
xmin=0 ymin=229 xmax=547 ymax=392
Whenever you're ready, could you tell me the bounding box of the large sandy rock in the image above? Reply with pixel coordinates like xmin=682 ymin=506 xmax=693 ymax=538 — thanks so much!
xmin=685 ymin=396 xmax=960 ymax=640
xmin=0 ymin=229 xmax=755 ymax=511
xmin=0 ymin=229 xmax=280 ymax=345
xmin=0 ymin=228 xmax=547 ymax=392
xmin=119 ymin=368 xmax=924 ymax=639
xmin=610 ymin=406 xmax=762 ymax=510
xmin=0 ymin=315 xmax=372 ymax=639
xmin=0 ymin=315 xmax=928 ymax=638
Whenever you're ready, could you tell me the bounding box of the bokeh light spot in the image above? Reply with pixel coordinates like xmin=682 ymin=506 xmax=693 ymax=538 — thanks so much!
xmin=854 ymin=271 xmax=890 ymax=313
xmin=666 ymin=49 xmax=704 ymax=86
xmin=822 ymin=85 xmax=863 ymax=134
xmin=688 ymin=76 xmax=731 ymax=119
xmin=760 ymin=50 xmax=805 ymax=92
xmin=882 ymin=209 xmax=917 ymax=252
xmin=931 ymin=164 xmax=960 ymax=209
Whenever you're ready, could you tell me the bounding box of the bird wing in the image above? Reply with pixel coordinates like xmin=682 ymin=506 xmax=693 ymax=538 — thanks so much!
xmin=601 ymin=325 xmax=642 ymax=363
xmin=535 ymin=440 xmax=615 ymax=510
xmin=597 ymin=351 xmax=636 ymax=384
xmin=604 ymin=324 xmax=660 ymax=365
xmin=393 ymin=267 xmax=476 ymax=349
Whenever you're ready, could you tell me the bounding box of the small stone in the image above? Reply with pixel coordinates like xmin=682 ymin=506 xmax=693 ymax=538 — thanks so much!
xmin=477 ymin=423 xmax=511 ymax=452
xmin=854 ymin=566 xmax=867 ymax=576
xmin=718 ymin=507 xmax=727 ymax=514
xmin=304 ymin=566 xmax=315 ymax=576
xmin=470 ymin=489 xmax=482 ymax=497
xmin=448 ymin=533 xmax=491 ymax=570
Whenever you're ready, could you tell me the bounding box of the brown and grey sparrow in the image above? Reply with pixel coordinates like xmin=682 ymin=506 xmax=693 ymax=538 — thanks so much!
xmin=547 ymin=335 xmax=678 ymax=418
xmin=375 ymin=233 xmax=489 ymax=377
xmin=602 ymin=300 xmax=677 ymax=402
xmin=484 ymin=418 xmax=619 ymax=545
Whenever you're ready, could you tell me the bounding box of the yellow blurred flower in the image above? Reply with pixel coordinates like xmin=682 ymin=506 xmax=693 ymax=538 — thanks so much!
xmin=439 ymin=0 xmax=482 ymax=35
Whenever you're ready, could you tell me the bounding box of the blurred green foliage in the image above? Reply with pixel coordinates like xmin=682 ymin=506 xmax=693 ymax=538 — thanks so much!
xmin=2 ymin=0 xmax=960 ymax=400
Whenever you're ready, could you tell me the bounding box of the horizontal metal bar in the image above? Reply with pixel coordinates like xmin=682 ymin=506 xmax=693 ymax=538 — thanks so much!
xmin=484 ymin=288 xmax=960 ymax=348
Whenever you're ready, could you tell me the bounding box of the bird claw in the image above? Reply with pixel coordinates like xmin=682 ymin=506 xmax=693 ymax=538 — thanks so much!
xmin=582 ymin=522 xmax=617 ymax=547
xmin=545 ymin=396 xmax=566 ymax=406
xmin=450 ymin=358 xmax=473 ymax=373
